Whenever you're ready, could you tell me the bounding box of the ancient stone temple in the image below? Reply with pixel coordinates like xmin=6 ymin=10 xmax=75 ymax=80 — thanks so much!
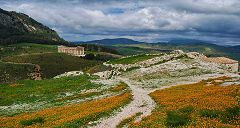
xmin=58 ymin=45 xmax=85 ymax=56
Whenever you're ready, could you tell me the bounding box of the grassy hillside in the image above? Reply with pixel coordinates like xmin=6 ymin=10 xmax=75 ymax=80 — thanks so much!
xmin=0 ymin=75 xmax=96 ymax=106
xmin=0 ymin=74 xmax=132 ymax=127
xmin=2 ymin=53 xmax=101 ymax=78
xmin=80 ymin=44 xmax=120 ymax=55
xmin=0 ymin=43 xmax=57 ymax=58
xmin=112 ymin=46 xmax=166 ymax=56
xmin=0 ymin=43 xmax=124 ymax=83
xmin=108 ymin=54 xmax=161 ymax=64
xmin=0 ymin=61 xmax=36 ymax=83
xmin=0 ymin=8 xmax=66 ymax=45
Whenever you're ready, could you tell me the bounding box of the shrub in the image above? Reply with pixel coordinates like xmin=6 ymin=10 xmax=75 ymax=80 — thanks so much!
xmin=199 ymin=109 xmax=222 ymax=118
xmin=84 ymin=53 xmax=95 ymax=60
xmin=221 ymin=106 xmax=240 ymax=123
xmin=166 ymin=111 xmax=190 ymax=127
xmin=179 ymin=106 xmax=194 ymax=114
xmin=20 ymin=117 xmax=44 ymax=126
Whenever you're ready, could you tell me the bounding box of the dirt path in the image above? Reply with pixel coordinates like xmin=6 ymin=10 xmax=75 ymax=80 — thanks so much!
xmin=93 ymin=77 xmax=156 ymax=128
xmin=92 ymin=73 xmax=239 ymax=128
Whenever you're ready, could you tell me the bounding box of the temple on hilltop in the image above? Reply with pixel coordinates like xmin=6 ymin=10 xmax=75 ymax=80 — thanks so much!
xmin=58 ymin=45 xmax=85 ymax=57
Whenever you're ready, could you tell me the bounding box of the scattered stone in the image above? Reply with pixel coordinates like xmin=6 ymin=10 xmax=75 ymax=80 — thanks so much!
xmin=29 ymin=64 xmax=42 ymax=80
xmin=54 ymin=71 xmax=84 ymax=79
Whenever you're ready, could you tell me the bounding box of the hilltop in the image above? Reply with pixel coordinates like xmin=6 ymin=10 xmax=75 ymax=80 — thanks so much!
xmin=79 ymin=38 xmax=239 ymax=61
xmin=0 ymin=8 xmax=66 ymax=45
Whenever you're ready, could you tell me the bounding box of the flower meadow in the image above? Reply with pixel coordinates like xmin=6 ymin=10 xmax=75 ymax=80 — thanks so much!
xmin=0 ymin=92 xmax=132 ymax=128
xmin=129 ymin=77 xmax=240 ymax=128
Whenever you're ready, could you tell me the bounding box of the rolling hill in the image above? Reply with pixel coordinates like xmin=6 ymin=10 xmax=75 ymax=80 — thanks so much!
xmin=80 ymin=38 xmax=239 ymax=60
xmin=138 ymin=42 xmax=240 ymax=60
xmin=78 ymin=38 xmax=143 ymax=45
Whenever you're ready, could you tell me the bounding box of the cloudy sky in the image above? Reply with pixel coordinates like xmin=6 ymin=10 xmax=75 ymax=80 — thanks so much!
xmin=1 ymin=0 xmax=240 ymax=45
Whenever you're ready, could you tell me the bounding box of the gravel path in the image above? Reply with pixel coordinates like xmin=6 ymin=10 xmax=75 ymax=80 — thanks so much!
xmin=93 ymin=77 xmax=156 ymax=128
xmin=92 ymin=73 xmax=239 ymax=128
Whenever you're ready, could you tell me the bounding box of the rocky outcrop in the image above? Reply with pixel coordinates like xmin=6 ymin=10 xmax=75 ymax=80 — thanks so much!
xmin=29 ymin=64 xmax=42 ymax=80
xmin=94 ymin=50 xmax=234 ymax=79
xmin=186 ymin=52 xmax=207 ymax=59
xmin=95 ymin=50 xmax=187 ymax=79
xmin=104 ymin=50 xmax=186 ymax=71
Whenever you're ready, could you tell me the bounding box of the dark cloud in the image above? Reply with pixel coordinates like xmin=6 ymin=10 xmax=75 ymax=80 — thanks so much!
xmin=0 ymin=0 xmax=240 ymax=45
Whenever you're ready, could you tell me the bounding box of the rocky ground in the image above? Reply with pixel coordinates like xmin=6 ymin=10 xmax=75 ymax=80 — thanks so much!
xmin=91 ymin=50 xmax=239 ymax=128
xmin=93 ymin=77 xmax=155 ymax=128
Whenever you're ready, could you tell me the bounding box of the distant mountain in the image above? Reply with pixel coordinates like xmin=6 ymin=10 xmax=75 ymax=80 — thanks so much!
xmin=76 ymin=37 xmax=240 ymax=60
xmin=157 ymin=39 xmax=220 ymax=48
xmin=0 ymin=8 xmax=67 ymax=45
xmin=78 ymin=38 xmax=217 ymax=46
xmin=78 ymin=38 xmax=144 ymax=45
xmin=230 ymin=45 xmax=240 ymax=51
xmin=146 ymin=41 xmax=240 ymax=60
xmin=168 ymin=38 xmax=207 ymax=44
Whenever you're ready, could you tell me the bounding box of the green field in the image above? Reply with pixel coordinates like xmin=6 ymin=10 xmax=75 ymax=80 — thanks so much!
xmin=2 ymin=53 xmax=101 ymax=78
xmin=0 ymin=75 xmax=98 ymax=106
xmin=112 ymin=46 xmax=164 ymax=56
xmin=108 ymin=54 xmax=161 ymax=64
xmin=0 ymin=75 xmax=132 ymax=127
xmin=0 ymin=43 xmax=57 ymax=58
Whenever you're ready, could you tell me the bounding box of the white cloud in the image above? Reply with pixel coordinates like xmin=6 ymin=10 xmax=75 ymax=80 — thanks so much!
xmin=0 ymin=0 xmax=240 ymax=45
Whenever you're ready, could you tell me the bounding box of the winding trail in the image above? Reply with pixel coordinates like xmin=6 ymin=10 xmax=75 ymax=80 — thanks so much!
xmin=93 ymin=77 xmax=156 ymax=128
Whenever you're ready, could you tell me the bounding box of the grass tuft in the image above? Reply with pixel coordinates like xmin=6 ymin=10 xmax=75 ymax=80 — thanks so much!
xmin=221 ymin=106 xmax=240 ymax=124
xmin=199 ymin=109 xmax=222 ymax=118
xmin=20 ymin=117 xmax=44 ymax=126
xmin=166 ymin=110 xmax=190 ymax=127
